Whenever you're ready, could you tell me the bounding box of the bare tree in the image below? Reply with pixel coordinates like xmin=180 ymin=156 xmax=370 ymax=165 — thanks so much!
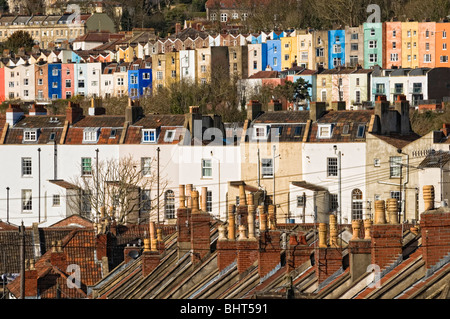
xmin=69 ymin=155 xmax=168 ymax=230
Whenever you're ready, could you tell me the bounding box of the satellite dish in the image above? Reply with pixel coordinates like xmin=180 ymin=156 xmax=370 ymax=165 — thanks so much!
xmin=128 ymin=250 xmax=140 ymax=259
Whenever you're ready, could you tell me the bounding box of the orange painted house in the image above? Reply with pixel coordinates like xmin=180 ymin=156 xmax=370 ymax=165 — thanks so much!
xmin=383 ymin=21 xmax=402 ymax=69
xmin=35 ymin=62 xmax=49 ymax=101
xmin=435 ymin=22 xmax=450 ymax=67
xmin=61 ymin=63 xmax=75 ymax=100
xmin=418 ymin=22 xmax=436 ymax=68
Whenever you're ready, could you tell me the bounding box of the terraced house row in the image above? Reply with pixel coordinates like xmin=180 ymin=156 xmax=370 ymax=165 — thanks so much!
xmin=1 ymin=95 xmax=450 ymax=231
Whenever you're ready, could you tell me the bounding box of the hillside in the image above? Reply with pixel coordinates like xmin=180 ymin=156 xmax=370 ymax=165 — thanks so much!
xmin=410 ymin=103 xmax=450 ymax=136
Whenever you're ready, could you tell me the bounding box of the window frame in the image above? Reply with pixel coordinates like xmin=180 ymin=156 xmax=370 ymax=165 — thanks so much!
xmin=261 ymin=158 xmax=273 ymax=178
xmin=22 ymin=157 xmax=32 ymax=177
xmin=142 ymin=129 xmax=157 ymax=143
xmin=81 ymin=157 xmax=92 ymax=176
xmin=201 ymin=159 xmax=212 ymax=178
xmin=327 ymin=157 xmax=338 ymax=177
xmin=22 ymin=189 xmax=32 ymax=212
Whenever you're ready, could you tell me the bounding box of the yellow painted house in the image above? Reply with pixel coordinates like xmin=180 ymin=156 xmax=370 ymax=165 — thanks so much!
xmin=118 ymin=45 xmax=138 ymax=63
xmin=401 ymin=21 xmax=419 ymax=68
xmin=151 ymin=51 xmax=180 ymax=92
xmin=281 ymin=35 xmax=298 ymax=70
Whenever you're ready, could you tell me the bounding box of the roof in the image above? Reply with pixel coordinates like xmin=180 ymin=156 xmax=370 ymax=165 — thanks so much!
xmin=370 ymin=132 xmax=422 ymax=149
xmin=291 ymin=181 xmax=328 ymax=192
xmin=253 ymin=111 xmax=310 ymax=124
xmin=418 ymin=151 xmax=450 ymax=168
xmin=248 ymin=70 xmax=279 ymax=79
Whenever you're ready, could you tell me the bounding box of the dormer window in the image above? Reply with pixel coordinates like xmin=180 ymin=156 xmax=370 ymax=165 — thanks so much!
xmin=23 ymin=129 xmax=38 ymax=142
xmin=318 ymin=124 xmax=332 ymax=139
xmin=253 ymin=125 xmax=269 ymax=139
xmin=164 ymin=130 xmax=176 ymax=142
xmin=356 ymin=124 xmax=365 ymax=138
xmin=83 ymin=128 xmax=99 ymax=142
xmin=142 ymin=129 xmax=157 ymax=143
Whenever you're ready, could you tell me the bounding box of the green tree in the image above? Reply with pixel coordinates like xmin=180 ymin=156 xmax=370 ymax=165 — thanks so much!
xmin=3 ymin=31 xmax=35 ymax=54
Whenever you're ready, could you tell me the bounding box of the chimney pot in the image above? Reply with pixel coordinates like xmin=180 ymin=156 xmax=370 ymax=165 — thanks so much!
xmin=218 ymin=225 xmax=227 ymax=240
xmin=228 ymin=204 xmax=236 ymax=240
xmin=238 ymin=184 xmax=246 ymax=206
xmin=364 ymin=219 xmax=372 ymax=239
xmin=386 ymin=198 xmax=399 ymax=224
xmin=351 ymin=220 xmax=362 ymax=240
xmin=268 ymin=204 xmax=277 ymax=229
xmin=374 ymin=200 xmax=386 ymax=224
xmin=191 ymin=190 xmax=200 ymax=214
xmin=238 ymin=225 xmax=248 ymax=240
xmin=259 ymin=205 xmax=267 ymax=231
xmin=329 ymin=214 xmax=338 ymax=246
xmin=186 ymin=184 xmax=193 ymax=208
xmin=318 ymin=223 xmax=327 ymax=248
xmin=247 ymin=205 xmax=256 ymax=239
xmin=201 ymin=187 xmax=208 ymax=212
xmin=179 ymin=185 xmax=186 ymax=208
xmin=423 ymin=185 xmax=435 ymax=211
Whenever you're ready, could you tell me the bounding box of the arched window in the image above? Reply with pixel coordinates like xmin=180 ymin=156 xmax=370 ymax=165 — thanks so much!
xmin=164 ymin=190 xmax=175 ymax=219
xmin=351 ymin=189 xmax=363 ymax=220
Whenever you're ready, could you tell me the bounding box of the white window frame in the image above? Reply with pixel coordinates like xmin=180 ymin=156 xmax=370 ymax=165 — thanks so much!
xmin=52 ymin=194 xmax=61 ymax=206
xmin=261 ymin=158 xmax=273 ymax=178
xmin=142 ymin=129 xmax=157 ymax=143
xmin=318 ymin=124 xmax=332 ymax=138
xmin=390 ymin=156 xmax=402 ymax=178
xmin=202 ymin=159 xmax=212 ymax=178
xmin=83 ymin=128 xmax=99 ymax=142
xmin=22 ymin=157 xmax=32 ymax=176
xmin=253 ymin=125 xmax=269 ymax=139
xmin=327 ymin=157 xmax=338 ymax=177
xmin=22 ymin=189 xmax=32 ymax=212
xmin=141 ymin=157 xmax=152 ymax=176
xmin=81 ymin=157 xmax=92 ymax=176
xmin=164 ymin=130 xmax=176 ymax=142
xmin=23 ymin=130 xmax=38 ymax=142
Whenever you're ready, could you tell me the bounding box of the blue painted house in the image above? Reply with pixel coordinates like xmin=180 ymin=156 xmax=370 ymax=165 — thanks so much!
xmin=328 ymin=30 xmax=345 ymax=69
xmin=292 ymin=69 xmax=317 ymax=110
xmin=128 ymin=58 xmax=152 ymax=98
xmin=48 ymin=63 xmax=62 ymax=99
xmin=266 ymin=39 xmax=282 ymax=72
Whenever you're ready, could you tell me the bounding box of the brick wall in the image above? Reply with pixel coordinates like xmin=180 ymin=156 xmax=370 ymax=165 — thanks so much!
xmin=237 ymin=239 xmax=258 ymax=274
xmin=141 ymin=251 xmax=160 ymax=277
xmin=370 ymin=224 xmax=403 ymax=271
xmin=177 ymin=208 xmax=190 ymax=245
xmin=420 ymin=210 xmax=450 ymax=270
xmin=315 ymin=248 xmax=342 ymax=284
xmin=217 ymin=240 xmax=237 ymax=272
xmin=258 ymin=231 xmax=281 ymax=278
xmin=190 ymin=212 xmax=211 ymax=265
xmin=286 ymin=234 xmax=312 ymax=273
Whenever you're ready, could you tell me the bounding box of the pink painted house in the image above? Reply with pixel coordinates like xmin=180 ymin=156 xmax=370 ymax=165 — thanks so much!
xmin=61 ymin=63 xmax=75 ymax=100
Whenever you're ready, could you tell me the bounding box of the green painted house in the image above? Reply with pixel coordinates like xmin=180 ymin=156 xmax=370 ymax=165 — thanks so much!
xmin=363 ymin=22 xmax=383 ymax=69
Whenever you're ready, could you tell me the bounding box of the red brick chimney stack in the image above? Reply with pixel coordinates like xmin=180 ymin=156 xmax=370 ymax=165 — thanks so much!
xmin=420 ymin=185 xmax=450 ymax=272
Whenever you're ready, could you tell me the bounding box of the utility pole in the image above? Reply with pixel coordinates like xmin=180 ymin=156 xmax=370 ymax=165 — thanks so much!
xmin=334 ymin=145 xmax=342 ymax=225
xmin=157 ymin=147 xmax=160 ymax=225
xmin=19 ymin=221 xmax=25 ymax=299
xmin=6 ymin=187 xmax=9 ymax=224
